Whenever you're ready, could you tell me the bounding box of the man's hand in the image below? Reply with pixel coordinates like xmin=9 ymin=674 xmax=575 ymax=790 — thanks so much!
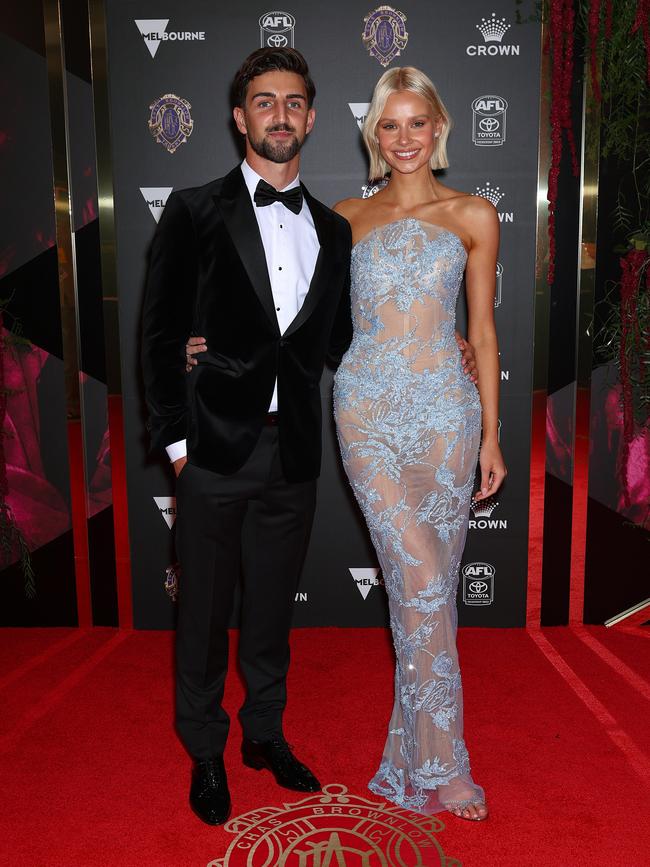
xmin=185 ymin=335 xmax=207 ymax=372
xmin=173 ymin=456 xmax=187 ymax=477
xmin=454 ymin=332 xmax=478 ymax=384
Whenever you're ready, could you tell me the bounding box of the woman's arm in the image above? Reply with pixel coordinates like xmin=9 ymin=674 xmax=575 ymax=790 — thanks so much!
xmin=464 ymin=197 xmax=507 ymax=500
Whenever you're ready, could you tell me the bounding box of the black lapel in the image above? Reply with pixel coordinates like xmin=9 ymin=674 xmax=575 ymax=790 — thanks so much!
xmin=213 ymin=167 xmax=280 ymax=333
xmin=283 ymin=185 xmax=336 ymax=337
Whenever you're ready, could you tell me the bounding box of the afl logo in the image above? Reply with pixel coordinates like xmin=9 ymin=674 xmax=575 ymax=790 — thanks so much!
xmin=462 ymin=562 xmax=495 ymax=605
xmin=259 ymin=11 xmax=296 ymax=48
xmin=472 ymin=95 xmax=508 ymax=147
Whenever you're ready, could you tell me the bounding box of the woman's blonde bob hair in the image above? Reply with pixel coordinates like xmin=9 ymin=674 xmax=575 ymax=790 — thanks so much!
xmin=362 ymin=67 xmax=452 ymax=180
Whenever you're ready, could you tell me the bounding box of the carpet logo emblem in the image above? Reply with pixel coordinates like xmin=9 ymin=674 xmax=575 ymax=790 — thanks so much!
xmin=208 ymin=783 xmax=459 ymax=866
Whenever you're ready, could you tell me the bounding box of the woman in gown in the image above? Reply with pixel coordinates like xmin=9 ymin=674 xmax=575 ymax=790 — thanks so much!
xmin=332 ymin=67 xmax=506 ymax=822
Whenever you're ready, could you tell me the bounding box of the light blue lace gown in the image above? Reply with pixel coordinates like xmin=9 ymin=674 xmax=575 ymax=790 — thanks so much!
xmin=333 ymin=218 xmax=484 ymax=814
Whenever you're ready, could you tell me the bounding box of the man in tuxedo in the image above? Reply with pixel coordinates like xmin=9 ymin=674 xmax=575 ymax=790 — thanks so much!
xmin=142 ymin=48 xmax=352 ymax=825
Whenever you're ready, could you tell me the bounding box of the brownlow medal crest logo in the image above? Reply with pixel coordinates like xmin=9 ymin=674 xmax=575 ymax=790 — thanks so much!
xmin=362 ymin=6 xmax=408 ymax=68
xmin=208 ymin=783 xmax=460 ymax=866
xmin=148 ymin=93 xmax=194 ymax=153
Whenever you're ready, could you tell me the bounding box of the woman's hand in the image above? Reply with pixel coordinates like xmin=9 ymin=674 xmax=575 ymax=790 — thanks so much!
xmin=474 ymin=439 xmax=507 ymax=501
xmin=185 ymin=335 xmax=207 ymax=372
xmin=454 ymin=332 xmax=478 ymax=384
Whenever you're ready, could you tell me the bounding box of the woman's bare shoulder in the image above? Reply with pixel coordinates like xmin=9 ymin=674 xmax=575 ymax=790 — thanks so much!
xmin=332 ymin=197 xmax=367 ymax=221
xmin=444 ymin=189 xmax=495 ymax=218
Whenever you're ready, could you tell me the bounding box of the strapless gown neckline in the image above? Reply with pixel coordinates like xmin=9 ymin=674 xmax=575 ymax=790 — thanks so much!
xmin=352 ymin=216 xmax=468 ymax=256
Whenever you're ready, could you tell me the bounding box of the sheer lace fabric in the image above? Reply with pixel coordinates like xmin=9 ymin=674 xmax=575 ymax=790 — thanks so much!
xmin=333 ymin=218 xmax=484 ymax=814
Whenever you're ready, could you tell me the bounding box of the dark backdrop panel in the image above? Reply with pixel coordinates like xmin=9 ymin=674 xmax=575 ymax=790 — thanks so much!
xmin=103 ymin=1 xmax=540 ymax=628
xmin=0 ymin=20 xmax=76 ymax=624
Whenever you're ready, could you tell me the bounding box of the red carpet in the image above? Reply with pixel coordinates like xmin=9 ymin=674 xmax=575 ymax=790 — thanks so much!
xmin=1 ymin=626 xmax=648 ymax=866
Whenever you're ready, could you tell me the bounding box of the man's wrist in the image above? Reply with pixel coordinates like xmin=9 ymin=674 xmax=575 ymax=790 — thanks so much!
xmin=166 ymin=439 xmax=187 ymax=462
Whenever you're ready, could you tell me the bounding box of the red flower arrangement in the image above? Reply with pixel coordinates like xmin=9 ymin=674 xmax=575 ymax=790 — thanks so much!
xmin=547 ymin=1 xmax=650 ymax=281
xmin=588 ymin=0 xmax=603 ymax=101
xmin=547 ymin=0 xmax=580 ymax=285
xmin=618 ymin=249 xmax=650 ymax=504
xmin=631 ymin=0 xmax=650 ymax=83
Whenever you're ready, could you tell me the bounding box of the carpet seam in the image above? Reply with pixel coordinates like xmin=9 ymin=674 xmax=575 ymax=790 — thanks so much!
xmin=571 ymin=627 xmax=650 ymax=702
xmin=0 ymin=630 xmax=89 ymax=692
xmin=528 ymin=628 xmax=650 ymax=787
xmin=0 ymin=631 xmax=129 ymax=755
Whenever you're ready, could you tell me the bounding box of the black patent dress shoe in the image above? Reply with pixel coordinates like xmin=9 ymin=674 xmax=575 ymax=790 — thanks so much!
xmin=189 ymin=757 xmax=231 ymax=825
xmin=241 ymin=735 xmax=321 ymax=792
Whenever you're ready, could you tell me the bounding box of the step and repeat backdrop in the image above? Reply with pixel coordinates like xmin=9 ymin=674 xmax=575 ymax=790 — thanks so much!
xmin=104 ymin=1 xmax=540 ymax=628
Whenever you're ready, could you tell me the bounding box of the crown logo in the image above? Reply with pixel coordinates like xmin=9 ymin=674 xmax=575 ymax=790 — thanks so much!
xmin=474 ymin=181 xmax=504 ymax=207
xmin=470 ymin=496 xmax=499 ymax=518
xmin=476 ymin=12 xmax=511 ymax=43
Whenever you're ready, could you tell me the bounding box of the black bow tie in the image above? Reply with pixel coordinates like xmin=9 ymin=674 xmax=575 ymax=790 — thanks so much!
xmin=254 ymin=179 xmax=303 ymax=215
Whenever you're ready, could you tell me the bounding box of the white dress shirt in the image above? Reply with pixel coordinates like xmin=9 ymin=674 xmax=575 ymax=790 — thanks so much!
xmin=166 ymin=161 xmax=320 ymax=462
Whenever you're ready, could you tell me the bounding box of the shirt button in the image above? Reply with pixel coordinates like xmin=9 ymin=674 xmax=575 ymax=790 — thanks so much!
xmin=279 ymin=224 xmax=283 ymax=229
xmin=278 ymin=266 xmax=283 ymax=271
xmin=276 ymin=307 xmax=280 ymax=311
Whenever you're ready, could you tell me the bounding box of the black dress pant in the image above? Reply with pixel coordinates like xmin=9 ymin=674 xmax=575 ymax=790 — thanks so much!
xmin=174 ymin=426 xmax=316 ymax=760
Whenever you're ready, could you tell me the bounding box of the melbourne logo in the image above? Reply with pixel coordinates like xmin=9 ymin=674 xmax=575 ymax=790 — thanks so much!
xmin=349 ymin=567 xmax=383 ymax=600
xmin=259 ymin=11 xmax=295 ymax=47
xmin=474 ymin=181 xmax=513 ymax=223
xmin=349 ymin=102 xmax=371 ymax=132
xmin=472 ymin=95 xmax=507 ymax=146
xmin=469 ymin=495 xmax=507 ymax=530
xmin=462 ymin=562 xmax=495 ymax=605
xmin=140 ymin=187 xmax=172 ymax=223
xmin=134 ymin=20 xmax=205 ymax=58
xmin=153 ymin=496 xmax=176 ymax=529
xmin=208 ymin=783 xmax=455 ymax=866
xmin=148 ymin=94 xmax=193 ymax=154
xmin=362 ymin=6 xmax=408 ymax=67
xmin=466 ymin=11 xmax=520 ymax=56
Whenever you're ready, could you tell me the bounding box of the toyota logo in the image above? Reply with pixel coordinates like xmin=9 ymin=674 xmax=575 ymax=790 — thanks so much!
xmin=469 ymin=581 xmax=488 ymax=593
xmin=479 ymin=117 xmax=500 ymax=131
xmin=267 ymin=33 xmax=288 ymax=46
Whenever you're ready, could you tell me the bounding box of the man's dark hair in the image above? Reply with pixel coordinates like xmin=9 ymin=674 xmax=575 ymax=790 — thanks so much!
xmin=232 ymin=47 xmax=316 ymax=108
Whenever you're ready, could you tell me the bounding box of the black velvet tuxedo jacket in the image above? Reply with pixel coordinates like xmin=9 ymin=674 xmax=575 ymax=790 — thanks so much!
xmin=141 ymin=166 xmax=352 ymax=483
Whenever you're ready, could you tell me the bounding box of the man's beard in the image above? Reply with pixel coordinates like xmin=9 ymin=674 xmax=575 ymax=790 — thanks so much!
xmin=248 ymin=124 xmax=303 ymax=163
